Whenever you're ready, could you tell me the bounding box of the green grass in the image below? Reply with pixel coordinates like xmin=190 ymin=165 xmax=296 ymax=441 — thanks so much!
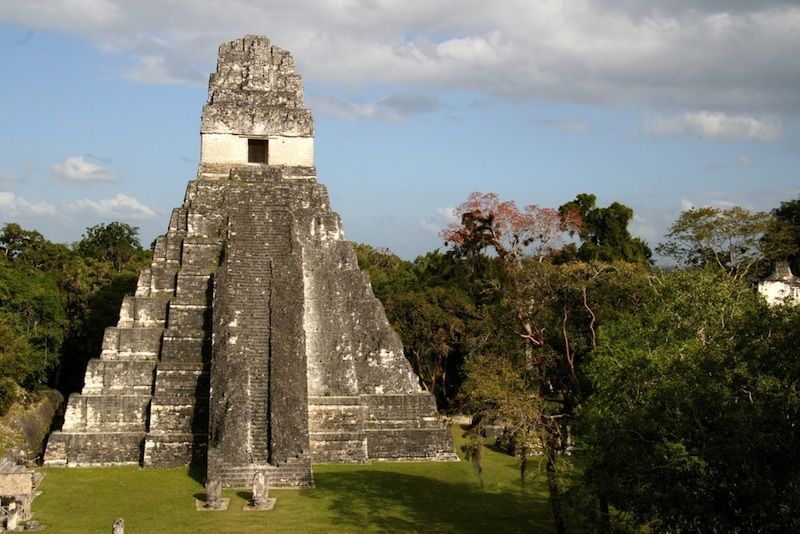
xmin=33 ymin=429 xmax=573 ymax=533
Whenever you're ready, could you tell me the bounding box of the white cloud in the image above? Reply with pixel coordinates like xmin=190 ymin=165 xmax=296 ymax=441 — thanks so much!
xmin=645 ymin=112 xmax=781 ymax=142
xmin=436 ymin=207 xmax=459 ymax=225
xmin=309 ymin=93 xmax=442 ymax=122
xmin=547 ymin=121 xmax=589 ymax=133
xmin=738 ymin=154 xmax=754 ymax=167
xmin=52 ymin=155 xmax=117 ymax=183
xmin=65 ymin=194 xmax=157 ymax=219
xmin=629 ymin=214 xmax=658 ymax=241
xmin=680 ymin=198 xmax=694 ymax=210
xmin=419 ymin=218 xmax=441 ymax=235
xmin=0 ymin=170 xmax=22 ymax=182
xmin=1 ymin=1 xmax=798 ymax=113
xmin=420 ymin=206 xmax=459 ymax=236
xmin=0 ymin=191 xmax=57 ymax=216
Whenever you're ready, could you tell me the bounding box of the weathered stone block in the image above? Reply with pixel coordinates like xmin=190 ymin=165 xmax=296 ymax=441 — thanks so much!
xmin=45 ymin=432 xmax=145 ymax=466
xmin=62 ymin=394 xmax=151 ymax=432
xmin=175 ymin=273 xmax=213 ymax=303
xmin=83 ymin=360 xmax=156 ymax=394
xmin=117 ymin=296 xmax=169 ymax=327
xmin=181 ymin=238 xmax=222 ymax=273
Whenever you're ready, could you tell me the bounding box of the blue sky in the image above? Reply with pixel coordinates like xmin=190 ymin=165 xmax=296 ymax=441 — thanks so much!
xmin=0 ymin=1 xmax=798 ymax=259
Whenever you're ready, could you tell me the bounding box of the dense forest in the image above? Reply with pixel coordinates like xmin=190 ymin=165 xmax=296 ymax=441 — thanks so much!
xmin=0 ymin=222 xmax=151 ymax=412
xmin=358 ymin=193 xmax=800 ymax=533
xmin=1 ymin=193 xmax=799 ymax=532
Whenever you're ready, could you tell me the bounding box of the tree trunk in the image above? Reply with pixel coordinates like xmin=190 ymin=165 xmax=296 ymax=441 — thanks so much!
xmin=545 ymin=437 xmax=566 ymax=534
xmin=599 ymin=495 xmax=611 ymax=534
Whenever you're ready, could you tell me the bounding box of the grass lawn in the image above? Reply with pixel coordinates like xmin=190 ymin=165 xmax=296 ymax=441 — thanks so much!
xmin=32 ymin=428 xmax=578 ymax=533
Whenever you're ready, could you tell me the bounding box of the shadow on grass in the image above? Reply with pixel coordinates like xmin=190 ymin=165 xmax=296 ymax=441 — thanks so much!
xmin=307 ymin=469 xmax=548 ymax=533
xmin=484 ymin=443 xmax=513 ymax=455
xmin=187 ymin=465 xmax=206 ymax=485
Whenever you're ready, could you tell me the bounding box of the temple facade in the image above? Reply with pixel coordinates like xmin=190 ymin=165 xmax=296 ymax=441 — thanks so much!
xmin=45 ymin=35 xmax=456 ymax=487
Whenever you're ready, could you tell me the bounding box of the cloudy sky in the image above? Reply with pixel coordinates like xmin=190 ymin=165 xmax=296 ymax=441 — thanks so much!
xmin=0 ymin=1 xmax=798 ymax=259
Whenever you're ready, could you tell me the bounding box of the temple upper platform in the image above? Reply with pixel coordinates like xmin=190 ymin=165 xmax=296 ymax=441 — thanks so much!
xmin=200 ymin=35 xmax=314 ymax=167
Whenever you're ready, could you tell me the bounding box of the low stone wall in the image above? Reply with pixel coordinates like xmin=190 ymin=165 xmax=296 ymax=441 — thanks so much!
xmin=44 ymin=432 xmax=145 ymax=466
xmin=308 ymin=394 xmax=457 ymax=463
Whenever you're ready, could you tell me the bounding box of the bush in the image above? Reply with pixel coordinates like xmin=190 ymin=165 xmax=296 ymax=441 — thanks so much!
xmin=0 ymin=377 xmax=18 ymax=416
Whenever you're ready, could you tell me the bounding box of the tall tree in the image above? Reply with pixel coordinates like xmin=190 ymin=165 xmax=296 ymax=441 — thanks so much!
xmin=762 ymin=196 xmax=800 ymax=275
xmin=0 ymin=223 xmax=70 ymax=271
xmin=558 ymin=193 xmax=651 ymax=264
xmin=444 ymin=192 xmax=585 ymax=534
xmin=657 ymin=206 xmax=774 ymax=280
xmin=76 ymin=222 xmax=146 ymax=272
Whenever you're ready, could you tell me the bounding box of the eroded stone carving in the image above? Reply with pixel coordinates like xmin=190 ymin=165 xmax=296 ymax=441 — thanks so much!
xmin=5 ymin=497 xmax=18 ymax=531
xmin=204 ymin=479 xmax=222 ymax=509
xmin=246 ymin=471 xmax=275 ymax=510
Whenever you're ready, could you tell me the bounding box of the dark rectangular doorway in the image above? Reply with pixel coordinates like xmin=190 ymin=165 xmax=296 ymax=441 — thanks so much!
xmin=248 ymin=139 xmax=268 ymax=163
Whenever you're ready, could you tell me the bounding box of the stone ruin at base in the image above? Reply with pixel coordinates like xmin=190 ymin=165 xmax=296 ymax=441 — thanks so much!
xmin=44 ymin=35 xmax=456 ymax=487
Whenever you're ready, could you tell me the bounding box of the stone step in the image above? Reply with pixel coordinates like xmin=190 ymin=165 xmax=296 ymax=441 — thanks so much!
xmin=154 ymin=369 xmax=208 ymax=396
xmin=44 ymin=431 xmax=146 ymax=466
xmin=160 ymin=334 xmax=209 ymax=364
xmin=365 ymin=428 xmax=458 ymax=461
xmin=186 ymin=208 xmax=225 ymax=237
xmin=101 ymin=326 xmax=164 ymax=358
xmin=82 ymin=359 xmax=156 ymax=395
xmin=181 ymin=238 xmax=223 ymax=273
xmin=142 ymin=433 xmax=207 ymax=468
xmin=149 ymin=399 xmax=208 ymax=433
xmin=308 ymin=396 xmax=362 ymax=405
xmin=152 ymin=234 xmax=184 ymax=264
xmin=61 ymin=394 xmax=151 ymax=433
xmin=117 ymin=295 xmax=170 ymax=328
xmin=208 ymin=459 xmax=314 ymax=488
xmin=168 ymin=207 xmax=188 ymax=233
xmin=155 ymin=361 xmax=206 ymax=372
xmin=166 ymin=302 xmax=209 ymax=331
xmin=134 ymin=267 xmax=153 ymax=297
xmin=146 ymin=266 xmax=178 ymax=295
xmin=309 ymin=435 xmax=368 ymax=464
xmin=175 ymin=273 xmax=213 ymax=303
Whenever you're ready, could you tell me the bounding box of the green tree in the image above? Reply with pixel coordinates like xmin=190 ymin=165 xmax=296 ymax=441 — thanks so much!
xmin=355 ymin=245 xmax=479 ymax=408
xmin=0 ymin=256 xmax=65 ymax=411
xmin=0 ymin=223 xmax=71 ymax=271
xmin=444 ymin=192 xmax=616 ymax=534
xmin=762 ymin=196 xmax=800 ymax=275
xmin=657 ymin=206 xmax=774 ymax=280
xmin=558 ymin=193 xmax=651 ymax=264
xmin=76 ymin=222 xmax=146 ymax=271
xmin=582 ymin=268 xmax=800 ymax=532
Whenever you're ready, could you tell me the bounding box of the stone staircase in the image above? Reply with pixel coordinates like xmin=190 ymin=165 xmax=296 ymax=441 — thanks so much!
xmin=45 ymin=172 xmax=227 ymax=467
xmin=142 ymin=174 xmax=226 ymax=466
xmin=212 ymin=453 xmax=314 ymax=488
xmin=207 ymin=167 xmax=313 ymax=486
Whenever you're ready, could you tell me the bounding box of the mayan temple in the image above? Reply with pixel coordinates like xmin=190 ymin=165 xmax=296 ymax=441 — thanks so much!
xmin=44 ymin=35 xmax=456 ymax=487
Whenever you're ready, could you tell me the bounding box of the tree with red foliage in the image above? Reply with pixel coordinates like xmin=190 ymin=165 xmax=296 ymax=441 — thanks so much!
xmin=444 ymin=192 xmax=587 ymax=534
xmin=444 ymin=192 xmax=583 ymax=263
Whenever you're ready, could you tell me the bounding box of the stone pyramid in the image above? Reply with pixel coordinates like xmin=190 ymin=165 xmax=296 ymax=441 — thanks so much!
xmin=44 ymin=35 xmax=456 ymax=487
